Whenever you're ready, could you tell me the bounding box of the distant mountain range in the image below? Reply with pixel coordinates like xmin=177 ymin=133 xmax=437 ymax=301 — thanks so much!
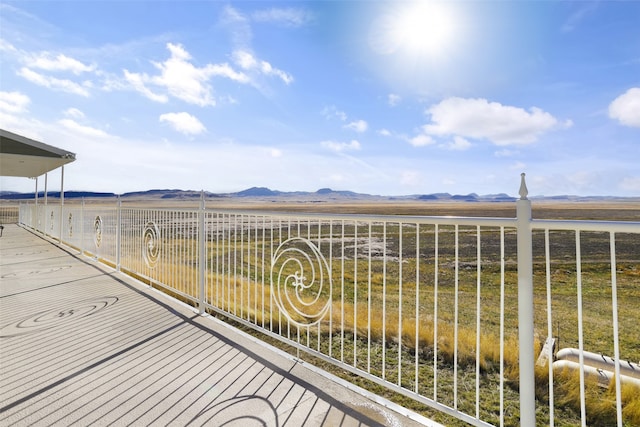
xmin=1 ymin=187 xmax=637 ymax=202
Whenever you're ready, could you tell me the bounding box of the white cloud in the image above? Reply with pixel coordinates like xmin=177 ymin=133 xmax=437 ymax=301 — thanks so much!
xmin=125 ymin=43 xmax=250 ymax=107
xmin=220 ymin=5 xmax=253 ymax=48
xmin=151 ymin=43 xmax=220 ymax=106
xmin=63 ymin=108 xmax=85 ymax=119
xmin=58 ymin=118 xmax=109 ymax=138
xmin=400 ymin=170 xmax=421 ymax=186
xmin=123 ymin=69 xmax=168 ymax=103
xmin=510 ymin=161 xmax=526 ymax=171
xmin=608 ymin=87 xmax=640 ymax=128
xmin=18 ymin=67 xmax=90 ymax=96
xmin=0 ymin=39 xmax=18 ymax=53
xmin=0 ymin=91 xmax=30 ymax=113
xmin=232 ymin=50 xmax=293 ymax=84
xmin=408 ymin=134 xmax=435 ymax=147
xmin=378 ymin=128 xmax=392 ymax=136
xmin=494 ymin=149 xmax=519 ymax=157
xmin=268 ymin=148 xmax=283 ymax=158
xmin=322 ymin=106 xmax=347 ymax=122
xmin=252 ymin=8 xmax=312 ymax=27
xmin=388 ymin=93 xmax=401 ymax=107
xmin=343 ymin=119 xmax=368 ymax=133
xmin=441 ymin=136 xmax=471 ymax=151
xmin=28 ymin=52 xmax=95 ymax=74
xmin=321 ymin=139 xmax=361 ymax=152
xmin=620 ymin=176 xmax=640 ymax=191
xmin=561 ymin=2 xmax=598 ymax=33
xmin=423 ymin=97 xmax=569 ymax=145
xmin=159 ymin=112 xmax=206 ymax=135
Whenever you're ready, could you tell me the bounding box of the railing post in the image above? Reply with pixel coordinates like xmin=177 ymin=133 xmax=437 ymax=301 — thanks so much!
xmin=116 ymin=195 xmax=121 ymax=271
xmin=198 ymin=190 xmax=206 ymax=314
xmin=516 ymin=173 xmax=536 ymax=427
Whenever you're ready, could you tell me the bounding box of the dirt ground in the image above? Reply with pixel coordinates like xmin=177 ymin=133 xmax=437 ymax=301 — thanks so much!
xmin=5 ymin=197 xmax=640 ymax=221
xmin=200 ymin=200 xmax=640 ymax=221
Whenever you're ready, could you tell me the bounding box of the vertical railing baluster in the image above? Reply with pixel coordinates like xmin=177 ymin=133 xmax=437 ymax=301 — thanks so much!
xmin=233 ymin=215 xmax=238 ymax=316
xmin=576 ymin=230 xmax=586 ymax=426
xmin=240 ymin=214 xmax=244 ymax=319
xmin=476 ymin=225 xmax=481 ymax=419
xmin=415 ymin=223 xmax=420 ymax=393
xmin=610 ymin=232 xmax=623 ymax=427
xmin=382 ymin=221 xmax=387 ymax=381
xmin=198 ymin=191 xmax=205 ymax=314
xmin=354 ymin=221 xmax=358 ymax=368
xmin=500 ymin=226 xmax=505 ymax=427
xmin=367 ymin=221 xmax=372 ymax=373
xmin=341 ymin=220 xmax=345 ymax=363
xmin=545 ymin=228 xmax=555 ymax=427
xmin=260 ymin=216 xmax=266 ymax=327
xmin=454 ymin=224 xmax=459 ymax=408
xmin=433 ymin=223 xmax=439 ymax=401
xmin=516 ymin=173 xmax=536 ymax=427
xmin=255 ymin=216 xmax=259 ymax=326
xmin=116 ymin=195 xmax=121 ymax=272
xmin=398 ymin=222 xmax=403 ymax=387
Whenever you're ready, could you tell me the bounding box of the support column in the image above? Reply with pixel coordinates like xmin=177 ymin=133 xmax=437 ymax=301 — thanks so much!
xmin=80 ymin=197 xmax=85 ymax=255
xmin=59 ymin=166 xmax=65 ymax=244
xmin=34 ymin=176 xmax=39 ymax=231
xmin=516 ymin=173 xmax=536 ymax=427
xmin=44 ymin=173 xmax=48 ymax=235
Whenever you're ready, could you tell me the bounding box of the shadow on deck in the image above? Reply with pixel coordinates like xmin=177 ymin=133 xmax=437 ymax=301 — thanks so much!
xmin=0 ymin=224 xmax=437 ymax=427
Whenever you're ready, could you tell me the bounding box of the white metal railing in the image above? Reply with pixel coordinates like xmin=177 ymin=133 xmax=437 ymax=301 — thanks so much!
xmin=0 ymin=205 xmax=19 ymax=224
xmin=17 ymin=178 xmax=639 ymax=427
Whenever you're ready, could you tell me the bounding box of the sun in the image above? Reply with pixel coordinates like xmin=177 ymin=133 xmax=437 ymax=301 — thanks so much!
xmin=370 ymin=1 xmax=459 ymax=60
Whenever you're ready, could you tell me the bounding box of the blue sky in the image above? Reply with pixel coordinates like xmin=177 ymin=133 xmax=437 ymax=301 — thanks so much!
xmin=1 ymin=1 xmax=639 ymax=197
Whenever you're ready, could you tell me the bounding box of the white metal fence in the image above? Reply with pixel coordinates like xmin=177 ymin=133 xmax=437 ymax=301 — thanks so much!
xmin=0 ymin=205 xmax=19 ymax=225
xmin=18 ymin=181 xmax=639 ymax=427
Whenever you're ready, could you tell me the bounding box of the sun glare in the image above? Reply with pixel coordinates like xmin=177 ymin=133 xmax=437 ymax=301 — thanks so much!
xmin=370 ymin=1 xmax=459 ymax=60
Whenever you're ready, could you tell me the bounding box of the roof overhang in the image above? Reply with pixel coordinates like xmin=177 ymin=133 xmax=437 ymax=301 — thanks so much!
xmin=0 ymin=129 xmax=76 ymax=177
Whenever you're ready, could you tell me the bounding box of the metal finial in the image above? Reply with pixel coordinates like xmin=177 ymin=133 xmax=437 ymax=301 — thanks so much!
xmin=519 ymin=173 xmax=528 ymax=200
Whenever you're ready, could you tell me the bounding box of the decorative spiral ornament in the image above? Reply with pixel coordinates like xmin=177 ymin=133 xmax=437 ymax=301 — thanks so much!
xmin=94 ymin=215 xmax=103 ymax=248
xmin=142 ymin=221 xmax=161 ymax=268
xmin=68 ymin=213 xmax=73 ymax=237
xmin=270 ymin=237 xmax=331 ymax=326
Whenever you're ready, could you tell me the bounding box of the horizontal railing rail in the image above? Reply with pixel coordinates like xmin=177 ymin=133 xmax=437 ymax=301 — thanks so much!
xmin=17 ymin=181 xmax=639 ymax=427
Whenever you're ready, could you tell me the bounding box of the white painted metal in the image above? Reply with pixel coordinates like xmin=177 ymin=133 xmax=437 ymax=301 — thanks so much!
xmin=516 ymin=175 xmax=536 ymax=427
xmin=499 ymin=226 xmax=505 ymax=427
xmin=555 ymin=348 xmax=640 ymax=379
xmin=59 ymin=166 xmax=64 ymax=244
xmin=610 ymin=233 xmax=623 ymax=427
xmin=198 ymin=192 xmax=205 ymax=314
xmin=116 ymin=195 xmax=121 ymax=271
xmin=544 ymin=229 xmax=555 ymax=427
xmin=15 ymin=177 xmax=640 ymax=427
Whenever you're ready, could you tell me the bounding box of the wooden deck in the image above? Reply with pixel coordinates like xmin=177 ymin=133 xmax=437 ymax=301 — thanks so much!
xmin=0 ymin=224 xmax=436 ymax=427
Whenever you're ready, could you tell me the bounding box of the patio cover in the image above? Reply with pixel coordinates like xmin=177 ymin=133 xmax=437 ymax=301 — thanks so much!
xmin=0 ymin=129 xmax=76 ymax=178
